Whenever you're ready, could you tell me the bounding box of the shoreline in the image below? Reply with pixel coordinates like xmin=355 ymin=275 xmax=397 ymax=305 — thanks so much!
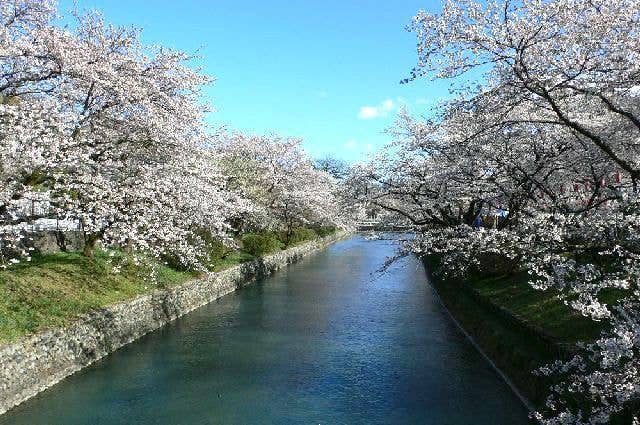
xmin=0 ymin=232 xmax=349 ymax=415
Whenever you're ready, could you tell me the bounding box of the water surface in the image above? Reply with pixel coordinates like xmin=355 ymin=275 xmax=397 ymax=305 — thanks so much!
xmin=1 ymin=236 xmax=529 ymax=424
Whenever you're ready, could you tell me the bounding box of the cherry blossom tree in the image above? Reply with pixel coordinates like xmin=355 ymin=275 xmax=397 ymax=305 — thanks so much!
xmin=314 ymin=156 xmax=350 ymax=180
xmin=0 ymin=0 xmax=64 ymax=266
xmin=216 ymin=132 xmax=341 ymax=240
xmin=1 ymin=1 xmax=331 ymax=272
xmin=352 ymin=0 xmax=640 ymax=422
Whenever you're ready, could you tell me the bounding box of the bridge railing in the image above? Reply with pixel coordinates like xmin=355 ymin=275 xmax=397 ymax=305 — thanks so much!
xmin=354 ymin=220 xmax=412 ymax=231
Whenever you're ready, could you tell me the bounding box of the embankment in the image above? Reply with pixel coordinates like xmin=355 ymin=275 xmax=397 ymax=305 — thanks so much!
xmin=422 ymin=257 xmax=579 ymax=410
xmin=0 ymin=232 xmax=346 ymax=415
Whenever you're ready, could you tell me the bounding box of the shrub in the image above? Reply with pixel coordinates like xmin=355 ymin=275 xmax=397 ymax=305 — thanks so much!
xmin=288 ymin=228 xmax=318 ymax=245
xmin=206 ymin=239 xmax=234 ymax=263
xmin=313 ymin=225 xmax=337 ymax=237
xmin=160 ymin=252 xmax=191 ymax=272
xmin=277 ymin=227 xmax=318 ymax=246
xmin=241 ymin=233 xmax=282 ymax=257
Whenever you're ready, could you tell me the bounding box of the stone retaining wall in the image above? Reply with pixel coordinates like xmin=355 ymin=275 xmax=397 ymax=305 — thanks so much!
xmin=0 ymin=233 xmax=346 ymax=415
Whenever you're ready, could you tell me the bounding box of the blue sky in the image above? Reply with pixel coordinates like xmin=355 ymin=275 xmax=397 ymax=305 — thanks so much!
xmin=58 ymin=0 xmax=447 ymax=161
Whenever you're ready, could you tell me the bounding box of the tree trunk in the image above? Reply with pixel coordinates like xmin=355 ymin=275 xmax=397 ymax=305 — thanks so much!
xmin=83 ymin=234 xmax=99 ymax=257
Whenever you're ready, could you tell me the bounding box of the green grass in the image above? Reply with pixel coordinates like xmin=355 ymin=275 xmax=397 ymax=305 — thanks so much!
xmin=0 ymin=251 xmax=196 ymax=344
xmin=468 ymin=272 xmax=604 ymax=345
xmin=210 ymin=251 xmax=256 ymax=272
xmin=431 ymin=274 xmax=560 ymax=406
xmin=0 ymin=229 xmax=338 ymax=344
xmin=211 ymin=228 xmax=332 ymax=270
xmin=458 ymin=272 xmax=636 ymax=420
xmin=425 ymin=256 xmax=609 ymax=407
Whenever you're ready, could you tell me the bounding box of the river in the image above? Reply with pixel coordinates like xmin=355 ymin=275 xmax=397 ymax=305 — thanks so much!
xmin=0 ymin=236 xmax=529 ymax=424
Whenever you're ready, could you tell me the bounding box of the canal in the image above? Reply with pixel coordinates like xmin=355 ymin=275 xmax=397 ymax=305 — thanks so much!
xmin=1 ymin=236 xmax=529 ymax=424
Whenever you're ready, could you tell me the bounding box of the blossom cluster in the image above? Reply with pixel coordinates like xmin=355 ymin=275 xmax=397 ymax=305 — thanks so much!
xmin=353 ymin=0 xmax=640 ymax=422
xmin=0 ymin=1 xmax=343 ymax=273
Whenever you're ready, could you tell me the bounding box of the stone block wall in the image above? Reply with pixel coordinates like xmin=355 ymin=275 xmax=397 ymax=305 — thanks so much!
xmin=0 ymin=233 xmax=346 ymax=415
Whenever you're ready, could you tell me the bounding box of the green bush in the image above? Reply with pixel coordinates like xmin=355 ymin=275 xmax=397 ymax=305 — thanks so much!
xmin=241 ymin=233 xmax=282 ymax=257
xmin=160 ymin=252 xmax=190 ymax=272
xmin=313 ymin=225 xmax=337 ymax=237
xmin=276 ymin=227 xmax=318 ymax=246
xmin=206 ymin=239 xmax=234 ymax=263
xmin=288 ymin=228 xmax=318 ymax=245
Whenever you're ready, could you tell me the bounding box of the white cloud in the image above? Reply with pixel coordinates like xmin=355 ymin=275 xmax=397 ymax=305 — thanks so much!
xmin=345 ymin=139 xmax=358 ymax=150
xmin=357 ymin=98 xmax=396 ymax=120
xmin=358 ymin=106 xmax=382 ymax=119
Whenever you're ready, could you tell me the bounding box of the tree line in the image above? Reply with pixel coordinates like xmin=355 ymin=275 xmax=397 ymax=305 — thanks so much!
xmin=0 ymin=1 xmax=343 ymax=272
xmin=4 ymin=0 xmax=639 ymax=422
xmin=350 ymin=0 xmax=640 ymax=422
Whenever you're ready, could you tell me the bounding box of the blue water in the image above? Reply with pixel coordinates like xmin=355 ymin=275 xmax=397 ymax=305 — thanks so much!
xmin=1 ymin=236 xmax=529 ymax=424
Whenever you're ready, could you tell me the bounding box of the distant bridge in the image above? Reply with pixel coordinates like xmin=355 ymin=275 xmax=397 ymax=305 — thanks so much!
xmin=354 ymin=220 xmax=412 ymax=232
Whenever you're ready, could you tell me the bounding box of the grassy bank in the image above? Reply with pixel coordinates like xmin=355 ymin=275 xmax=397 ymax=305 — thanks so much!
xmin=468 ymin=272 xmax=603 ymax=346
xmin=0 ymin=227 xmax=337 ymax=345
xmin=0 ymin=251 xmax=197 ymax=343
xmin=423 ymin=257 xmax=601 ymax=408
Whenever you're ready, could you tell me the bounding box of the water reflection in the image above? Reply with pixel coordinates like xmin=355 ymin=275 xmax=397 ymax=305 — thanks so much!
xmin=1 ymin=236 xmax=529 ymax=425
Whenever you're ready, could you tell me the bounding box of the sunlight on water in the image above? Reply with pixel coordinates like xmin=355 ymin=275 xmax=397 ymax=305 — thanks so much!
xmin=1 ymin=236 xmax=529 ymax=424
